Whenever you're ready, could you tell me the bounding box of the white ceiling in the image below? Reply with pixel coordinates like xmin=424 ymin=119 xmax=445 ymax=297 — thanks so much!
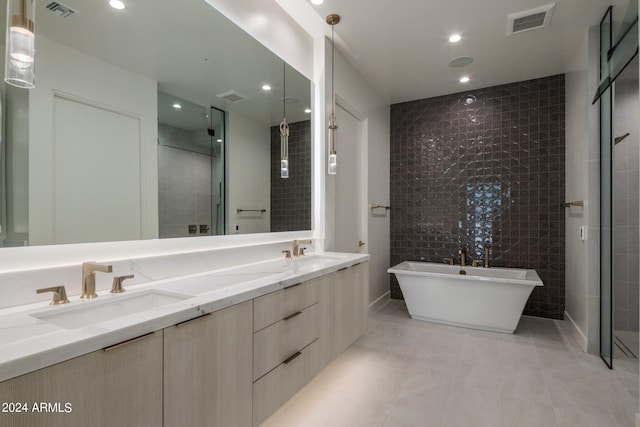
xmin=290 ymin=0 xmax=632 ymax=104
xmin=22 ymin=0 xmax=312 ymax=126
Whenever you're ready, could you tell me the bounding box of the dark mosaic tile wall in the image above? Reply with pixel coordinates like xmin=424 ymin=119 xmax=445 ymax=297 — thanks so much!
xmin=270 ymin=120 xmax=312 ymax=232
xmin=390 ymin=75 xmax=566 ymax=319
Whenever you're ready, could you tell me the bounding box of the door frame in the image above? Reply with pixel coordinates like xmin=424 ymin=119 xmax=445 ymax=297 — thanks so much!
xmin=335 ymin=95 xmax=368 ymax=253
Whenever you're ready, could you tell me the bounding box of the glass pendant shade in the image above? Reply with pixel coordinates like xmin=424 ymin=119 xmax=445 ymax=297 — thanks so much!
xmin=280 ymin=118 xmax=289 ymax=179
xmin=326 ymin=14 xmax=340 ymax=175
xmin=328 ymin=152 xmax=337 ymax=175
xmin=5 ymin=0 xmax=35 ymax=89
xmin=328 ymin=112 xmax=337 ymax=175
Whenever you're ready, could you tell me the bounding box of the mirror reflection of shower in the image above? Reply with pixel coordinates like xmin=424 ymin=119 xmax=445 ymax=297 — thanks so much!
xmin=612 ymin=55 xmax=639 ymax=374
xmin=157 ymin=91 xmax=225 ymax=238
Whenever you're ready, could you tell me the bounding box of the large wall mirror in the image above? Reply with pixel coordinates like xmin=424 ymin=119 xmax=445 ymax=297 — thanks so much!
xmin=0 ymin=0 xmax=313 ymax=247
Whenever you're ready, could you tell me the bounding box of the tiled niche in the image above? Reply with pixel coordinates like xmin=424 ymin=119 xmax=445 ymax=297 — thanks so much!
xmin=270 ymin=120 xmax=312 ymax=232
xmin=390 ymin=75 xmax=566 ymax=319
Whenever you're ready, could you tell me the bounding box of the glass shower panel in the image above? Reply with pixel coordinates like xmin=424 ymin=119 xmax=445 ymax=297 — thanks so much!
xmin=600 ymin=87 xmax=613 ymax=368
xmin=599 ymin=7 xmax=613 ymax=369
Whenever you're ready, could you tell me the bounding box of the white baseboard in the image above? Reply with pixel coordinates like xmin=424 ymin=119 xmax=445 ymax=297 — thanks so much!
xmin=564 ymin=310 xmax=588 ymax=352
xmin=368 ymin=291 xmax=391 ymax=315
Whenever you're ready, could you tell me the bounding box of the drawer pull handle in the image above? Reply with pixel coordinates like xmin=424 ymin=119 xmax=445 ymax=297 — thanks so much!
xmin=283 ymin=351 xmax=302 ymax=365
xmin=103 ymin=332 xmax=155 ymax=352
xmin=286 ymin=282 xmax=304 ymax=289
xmin=283 ymin=311 xmax=302 ymax=321
xmin=175 ymin=313 xmax=211 ymax=327
xmin=337 ymin=267 xmax=349 ymax=272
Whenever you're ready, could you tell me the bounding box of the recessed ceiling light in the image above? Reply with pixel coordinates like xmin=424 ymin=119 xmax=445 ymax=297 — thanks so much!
xmin=449 ymin=34 xmax=461 ymax=43
xmin=310 ymin=0 xmax=325 ymax=4
xmin=262 ymin=84 xmax=272 ymax=91
xmin=304 ymin=108 xmax=312 ymax=114
xmin=172 ymin=103 xmax=182 ymax=109
xmin=109 ymin=0 xmax=125 ymax=10
xmin=459 ymin=76 xmax=470 ymax=83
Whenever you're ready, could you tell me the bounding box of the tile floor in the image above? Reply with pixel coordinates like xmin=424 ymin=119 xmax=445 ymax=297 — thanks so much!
xmin=615 ymin=330 xmax=639 ymax=376
xmin=263 ymin=300 xmax=640 ymax=427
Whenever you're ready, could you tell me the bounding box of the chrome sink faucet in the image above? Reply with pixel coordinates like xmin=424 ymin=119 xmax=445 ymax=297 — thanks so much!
xmin=81 ymin=262 xmax=113 ymax=299
xmin=292 ymin=239 xmax=312 ymax=257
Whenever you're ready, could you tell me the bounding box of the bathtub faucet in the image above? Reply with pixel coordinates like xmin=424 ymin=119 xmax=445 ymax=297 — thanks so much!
xmin=459 ymin=249 xmax=467 ymax=267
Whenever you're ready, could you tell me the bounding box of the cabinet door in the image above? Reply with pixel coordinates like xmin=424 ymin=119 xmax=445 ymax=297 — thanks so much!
xmin=346 ymin=262 xmax=369 ymax=345
xmin=253 ymin=339 xmax=321 ymax=427
xmin=316 ymin=271 xmax=337 ymax=365
xmin=318 ymin=262 xmax=369 ymax=362
xmin=0 ymin=330 xmax=163 ymax=427
xmin=164 ymin=301 xmax=253 ymax=427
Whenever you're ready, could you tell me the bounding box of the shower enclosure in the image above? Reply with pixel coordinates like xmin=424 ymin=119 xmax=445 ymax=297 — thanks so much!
xmin=596 ymin=3 xmax=639 ymax=369
xmin=157 ymin=91 xmax=225 ymax=238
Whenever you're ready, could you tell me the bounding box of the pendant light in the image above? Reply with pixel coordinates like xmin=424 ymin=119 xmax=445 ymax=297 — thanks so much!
xmin=326 ymin=14 xmax=340 ymax=175
xmin=280 ymin=62 xmax=290 ymax=179
xmin=5 ymin=0 xmax=36 ymax=89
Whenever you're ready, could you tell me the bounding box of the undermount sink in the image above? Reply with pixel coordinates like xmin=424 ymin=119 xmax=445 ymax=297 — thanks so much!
xmin=30 ymin=290 xmax=191 ymax=330
xmin=293 ymin=254 xmax=345 ymax=266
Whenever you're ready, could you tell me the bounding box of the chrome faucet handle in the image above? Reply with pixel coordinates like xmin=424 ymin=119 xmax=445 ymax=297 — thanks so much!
xmin=37 ymin=286 xmax=69 ymax=305
xmin=111 ymin=275 xmax=134 ymax=294
xmin=299 ymin=247 xmax=306 ymax=256
xmin=458 ymin=249 xmax=467 ymax=267
xmin=282 ymin=250 xmax=292 ymax=260
xmin=443 ymin=257 xmax=454 ymax=265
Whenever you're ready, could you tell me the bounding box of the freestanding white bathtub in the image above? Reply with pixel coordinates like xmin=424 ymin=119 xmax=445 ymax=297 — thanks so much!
xmin=387 ymin=261 xmax=543 ymax=333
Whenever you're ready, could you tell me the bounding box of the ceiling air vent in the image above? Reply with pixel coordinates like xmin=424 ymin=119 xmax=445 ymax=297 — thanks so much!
xmin=507 ymin=3 xmax=555 ymax=35
xmin=44 ymin=1 xmax=78 ymax=18
xmin=216 ymin=90 xmax=249 ymax=103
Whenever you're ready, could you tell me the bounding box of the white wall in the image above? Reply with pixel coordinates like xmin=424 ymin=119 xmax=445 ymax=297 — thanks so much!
xmin=321 ymin=38 xmax=391 ymax=306
xmin=29 ymin=35 xmax=158 ymax=245
xmin=3 ymin=86 xmax=28 ymax=246
xmin=227 ymin=112 xmax=271 ymax=234
xmin=564 ymin=26 xmax=601 ymax=354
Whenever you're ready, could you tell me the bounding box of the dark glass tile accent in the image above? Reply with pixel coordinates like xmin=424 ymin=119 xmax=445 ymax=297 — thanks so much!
xmin=390 ymin=75 xmax=566 ymax=320
xmin=270 ymin=120 xmax=312 ymax=232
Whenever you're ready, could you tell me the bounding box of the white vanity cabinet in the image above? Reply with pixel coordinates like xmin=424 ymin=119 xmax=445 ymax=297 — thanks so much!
xmin=0 ymin=330 xmax=163 ymax=427
xmin=163 ymin=300 xmax=253 ymax=427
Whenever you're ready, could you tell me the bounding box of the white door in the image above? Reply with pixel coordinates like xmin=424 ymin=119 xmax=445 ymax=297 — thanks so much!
xmin=53 ymin=95 xmax=142 ymax=244
xmin=334 ymin=103 xmax=364 ymax=253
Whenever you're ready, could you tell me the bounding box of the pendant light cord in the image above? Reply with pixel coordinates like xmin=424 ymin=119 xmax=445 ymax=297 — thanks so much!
xmin=331 ymin=23 xmax=335 ymax=113
xmin=283 ymin=61 xmax=286 ymax=119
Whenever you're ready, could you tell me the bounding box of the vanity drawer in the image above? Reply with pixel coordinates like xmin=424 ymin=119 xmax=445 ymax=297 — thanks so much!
xmin=252 ymin=339 xmax=321 ymax=427
xmin=253 ymin=303 xmax=319 ymax=381
xmin=253 ymin=280 xmax=319 ymax=332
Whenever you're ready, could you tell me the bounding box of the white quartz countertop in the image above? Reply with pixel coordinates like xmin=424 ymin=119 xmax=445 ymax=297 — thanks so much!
xmin=0 ymin=252 xmax=369 ymax=382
